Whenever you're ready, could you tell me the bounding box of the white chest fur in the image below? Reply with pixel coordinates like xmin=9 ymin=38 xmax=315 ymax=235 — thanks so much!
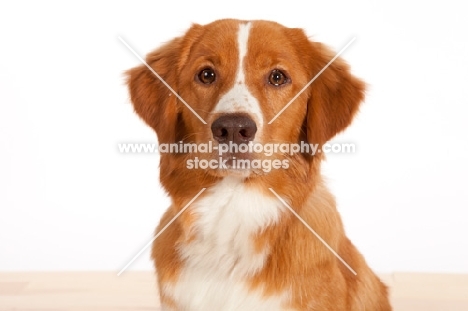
xmin=162 ymin=176 xmax=290 ymax=310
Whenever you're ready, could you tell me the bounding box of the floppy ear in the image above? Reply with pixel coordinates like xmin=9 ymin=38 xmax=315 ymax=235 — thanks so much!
xmin=306 ymin=42 xmax=366 ymax=147
xmin=125 ymin=25 xmax=203 ymax=144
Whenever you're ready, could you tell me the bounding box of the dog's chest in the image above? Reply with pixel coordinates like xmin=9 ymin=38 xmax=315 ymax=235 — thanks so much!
xmin=165 ymin=177 xmax=290 ymax=310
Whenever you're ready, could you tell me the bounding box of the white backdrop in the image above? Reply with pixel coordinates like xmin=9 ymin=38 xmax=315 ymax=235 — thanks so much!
xmin=1 ymin=1 xmax=467 ymax=274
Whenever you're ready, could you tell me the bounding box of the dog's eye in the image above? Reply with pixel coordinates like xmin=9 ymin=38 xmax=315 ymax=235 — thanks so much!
xmin=268 ymin=69 xmax=289 ymax=86
xmin=198 ymin=68 xmax=216 ymax=84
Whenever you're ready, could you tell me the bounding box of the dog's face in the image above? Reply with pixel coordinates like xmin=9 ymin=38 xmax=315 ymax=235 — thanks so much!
xmin=127 ymin=19 xmax=364 ymax=178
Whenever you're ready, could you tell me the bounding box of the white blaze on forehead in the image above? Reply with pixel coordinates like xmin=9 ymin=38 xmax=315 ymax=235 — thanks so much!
xmin=212 ymin=22 xmax=264 ymax=128
xmin=236 ymin=22 xmax=250 ymax=84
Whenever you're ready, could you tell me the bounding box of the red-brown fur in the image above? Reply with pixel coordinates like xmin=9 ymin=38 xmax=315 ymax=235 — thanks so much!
xmin=126 ymin=19 xmax=391 ymax=310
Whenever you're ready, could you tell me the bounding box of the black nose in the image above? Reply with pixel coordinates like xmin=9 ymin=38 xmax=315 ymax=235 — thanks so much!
xmin=211 ymin=114 xmax=257 ymax=143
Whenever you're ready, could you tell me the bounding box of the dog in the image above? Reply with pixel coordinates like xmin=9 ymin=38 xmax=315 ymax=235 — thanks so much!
xmin=126 ymin=19 xmax=391 ymax=310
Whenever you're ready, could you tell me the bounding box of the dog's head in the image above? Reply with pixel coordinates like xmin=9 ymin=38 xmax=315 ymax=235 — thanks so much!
xmin=126 ymin=19 xmax=365 ymax=179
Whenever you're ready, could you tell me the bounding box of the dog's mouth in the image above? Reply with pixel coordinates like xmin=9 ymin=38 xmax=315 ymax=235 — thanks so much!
xmin=218 ymin=151 xmax=254 ymax=167
xmin=202 ymin=143 xmax=290 ymax=177
xmin=210 ymin=145 xmax=256 ymax=171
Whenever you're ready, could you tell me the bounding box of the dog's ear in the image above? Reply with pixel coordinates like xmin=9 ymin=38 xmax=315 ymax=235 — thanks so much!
xmin=125 ymin=25 xmax=203 ymax=144
xmin=305 ymin=42 xmax=365 ymax=147
xmin=126 ymin=40 xmax=180 ymax=144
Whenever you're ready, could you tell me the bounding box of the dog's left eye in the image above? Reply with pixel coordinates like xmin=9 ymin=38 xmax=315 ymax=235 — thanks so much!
xmin=268 ymin=69 xmax=289 ymax=86
xmin=198 ymin=68 xmax=216 ymax=84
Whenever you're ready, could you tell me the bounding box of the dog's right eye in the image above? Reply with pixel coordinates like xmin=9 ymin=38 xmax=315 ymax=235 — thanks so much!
xmin=197 ymin=68 xmax=216 ymax=84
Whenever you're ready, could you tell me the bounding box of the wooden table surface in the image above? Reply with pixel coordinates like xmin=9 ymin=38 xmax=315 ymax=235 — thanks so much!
xmin=0 ymin=272 xmax=467 ymax=310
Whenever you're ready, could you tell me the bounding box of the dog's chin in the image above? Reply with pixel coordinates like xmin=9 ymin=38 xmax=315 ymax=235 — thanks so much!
xmin=213 ymin=168 xmax=253 ymax=179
